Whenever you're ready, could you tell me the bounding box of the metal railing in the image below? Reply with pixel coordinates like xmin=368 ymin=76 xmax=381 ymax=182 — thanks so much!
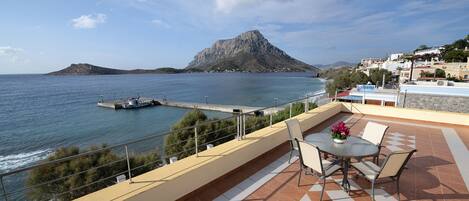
xmin=0 ymin=92 xmax=329 ymax=201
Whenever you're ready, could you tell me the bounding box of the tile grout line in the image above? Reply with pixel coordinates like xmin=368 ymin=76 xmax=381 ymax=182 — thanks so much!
xmin=441 ymin=128 xmax=469 ymax=190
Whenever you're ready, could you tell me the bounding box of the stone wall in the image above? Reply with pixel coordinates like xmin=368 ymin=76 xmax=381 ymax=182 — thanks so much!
xmin=398 ymin=93 xmax=469 ymax=113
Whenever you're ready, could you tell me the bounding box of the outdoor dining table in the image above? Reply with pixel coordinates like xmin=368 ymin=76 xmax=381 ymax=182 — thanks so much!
xmin=304 ymin=132 xmax=379 ymax=192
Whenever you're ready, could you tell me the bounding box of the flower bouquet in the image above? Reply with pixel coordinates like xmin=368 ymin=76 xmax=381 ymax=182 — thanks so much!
xmin=331 ymin=121 xmax=350 ymax=144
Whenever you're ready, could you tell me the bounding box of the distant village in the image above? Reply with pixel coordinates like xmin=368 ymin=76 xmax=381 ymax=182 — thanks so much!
xmin=333 ymin=35 xmax=469 ymax=113
xmin=358 ymin=46 xmax=469 ymax=83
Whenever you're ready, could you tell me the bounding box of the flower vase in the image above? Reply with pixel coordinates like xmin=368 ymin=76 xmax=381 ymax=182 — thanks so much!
xmin=333 ymin=138 xmax=346 ymax=144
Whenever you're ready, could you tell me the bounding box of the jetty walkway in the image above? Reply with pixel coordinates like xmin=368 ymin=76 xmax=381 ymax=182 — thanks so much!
xmin=97 ymin=97 xmax=284 ymax=115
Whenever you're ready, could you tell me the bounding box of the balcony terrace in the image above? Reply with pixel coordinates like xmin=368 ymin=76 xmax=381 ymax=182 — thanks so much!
xmin=72 ymin=102 xmax=469 ymax=201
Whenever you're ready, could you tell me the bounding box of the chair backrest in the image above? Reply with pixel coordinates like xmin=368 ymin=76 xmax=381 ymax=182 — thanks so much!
xmin=285 ymin=119 xmax=303 ymax=149
xmin=361 ymin=121 xmax=389 ymax=146
xmin=377 ymin=149 xmax=416 ymax=179
xmin=296 ymin=139 xmax=323 ymax=174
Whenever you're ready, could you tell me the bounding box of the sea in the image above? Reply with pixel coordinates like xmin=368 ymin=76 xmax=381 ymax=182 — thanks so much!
xmin=0 ymin=72 xmax=325 ymax=174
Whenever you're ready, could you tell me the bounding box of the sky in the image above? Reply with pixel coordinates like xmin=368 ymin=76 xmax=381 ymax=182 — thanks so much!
xmin=1 ymin=0 xmax=469 ymax=74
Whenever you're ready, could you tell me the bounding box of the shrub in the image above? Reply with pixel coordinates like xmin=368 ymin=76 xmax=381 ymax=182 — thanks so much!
xmin=27 ymin=145 xmax=161 ymax=200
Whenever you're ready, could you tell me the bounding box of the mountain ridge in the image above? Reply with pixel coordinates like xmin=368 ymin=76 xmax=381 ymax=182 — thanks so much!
xmin=314 ymin=61 xmax=356 ymax=69
xmin=186 ymin=30 xmax=319 ymax=74
xmin=47 ymin=63 xmax=190 ymax=75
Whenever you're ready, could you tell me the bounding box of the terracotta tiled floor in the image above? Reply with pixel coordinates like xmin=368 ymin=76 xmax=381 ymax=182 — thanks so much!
xmin=180 ymin=113 xmax=469 ymax=201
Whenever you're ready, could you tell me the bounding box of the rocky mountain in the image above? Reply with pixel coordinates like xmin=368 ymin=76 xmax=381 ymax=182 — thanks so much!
xmin=186 ymin=30 xmax=319 ymax=74
xmin=47 ymin=63 xmax=189 ymax=75
xmin=314 ymin=61 xmax=356 ymax=69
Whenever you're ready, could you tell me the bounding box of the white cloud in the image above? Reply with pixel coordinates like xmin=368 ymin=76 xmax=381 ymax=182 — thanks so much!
xmin=72 ymin=14 xmax=107 ymax=29
xmin=151 ymin=19 xmax=170 ymax=28
xmin=215 ymin=0 xmax=254 ymax=13
xmin=0 ymin=46 xmax=23 ymax=56
xmin=0 ymin=46 xmax=24 ymax=63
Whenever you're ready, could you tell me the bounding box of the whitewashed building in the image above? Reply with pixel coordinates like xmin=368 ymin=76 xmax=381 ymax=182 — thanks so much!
xmin=414 ymin=47 xmax=443 ymax=56
xmin=389 ymin=53 xmax=404 ymax=61
xmin=359 ymin=58 xmax=385 ymax=75
xmin=414 ymin=46 xmax=444 ymax=62
xmin=381 ymin=53 xmax=411 ymax=74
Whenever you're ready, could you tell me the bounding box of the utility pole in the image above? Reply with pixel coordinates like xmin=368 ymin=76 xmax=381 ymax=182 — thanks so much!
xmin=409 ymin=57 xmax=415 ymax=82
xmin=382 ymin=74 xmax=385 ymax=88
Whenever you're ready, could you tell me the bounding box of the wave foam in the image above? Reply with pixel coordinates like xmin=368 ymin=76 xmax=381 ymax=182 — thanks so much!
xmin=0 ymin=149 xmax=52 ymax=172
xmin=305 ymin=89 xmax=326 ymax=97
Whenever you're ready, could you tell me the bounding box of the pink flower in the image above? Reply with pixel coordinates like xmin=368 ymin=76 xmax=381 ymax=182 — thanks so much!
xmin=331 ymin=121 xmax=350 ymax=137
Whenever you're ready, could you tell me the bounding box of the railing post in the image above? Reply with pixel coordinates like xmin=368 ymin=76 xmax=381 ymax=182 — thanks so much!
xmin=1 ymin=176 xmax=8 ymax=201
xmin=403 ymin=89 xmax=407 ymax=108
xmin=304 ymin=97 xmax=309 ymax=113
xmin=194 ymin=127 xmax=198 ymax=157
xmin=124 ymin=145 xmax=132 ymax=183
xmin=269 ymin=113 xmax=273 ymax=127
xmin=289 ymin=103 xmax=292 ymax=118
xmin=362 ymin=87 xmax=366 ymax=104
xmin=242 ymin=114 xmax=246 ymax=138
xmin=334 ymin=89 xmax=338 ymax=102
xmin=236 ymin=115 xmax=240 ymax=140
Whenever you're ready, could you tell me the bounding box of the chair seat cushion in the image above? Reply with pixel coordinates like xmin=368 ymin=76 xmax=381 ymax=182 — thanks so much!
xmin=351 ymin=161 xmax=380 ymax=180
xmin=322 ymin=160 xmax=341 ymax=176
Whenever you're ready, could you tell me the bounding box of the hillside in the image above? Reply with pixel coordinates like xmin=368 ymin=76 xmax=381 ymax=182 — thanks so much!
xmin=314 ymin=61 xmax=356 ymax=69
xmin=47 ymin=63 xmax=189 ymax=75
xmin=186 ymin=30 xmax=319 ymax=74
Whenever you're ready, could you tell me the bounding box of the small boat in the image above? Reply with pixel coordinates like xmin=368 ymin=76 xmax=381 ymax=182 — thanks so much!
xmin=122 ymin=97 xmax=153 ymax=109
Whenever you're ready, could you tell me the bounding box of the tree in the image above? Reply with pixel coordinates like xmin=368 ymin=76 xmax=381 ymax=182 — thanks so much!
xmin=435 ymin=68 xmax=446 ymax=78
xmin=414 ymin=44 xmax=429 ymax=52
xmin=369 ymin=69 xmax=392 ymax=86
xmin=447 ymin=76 xmax=464 ymax=82
xmin=420 ymin=71 xmax=432 ymax=78
xmin=164 ymin=109 xmax=206 ymax=159
xmin=350 ymin=71 xmax=369 ymax=87
xmin=164 ymin=109 xmax=236 ymax=160
xmin=441 ymin=34 xmax=469 ymax=61
xmin=324 ymin=69 xmax=370 ymax=95
xmin=452 ymin=39 xmax=468 ymax=50
xmin=27 ymin=145 xmax=162 ymax=200
xmin=325 ymin=70 xmax=351 ymax=95
xmin=443 ymin=50 xmax=468 ymax=62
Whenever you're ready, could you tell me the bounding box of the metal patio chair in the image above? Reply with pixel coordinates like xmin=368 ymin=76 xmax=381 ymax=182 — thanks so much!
xmin=359 ymin=121 xmax=389 ymax=165
xmin=285 ymin=118 xmax=303 ymax=163
xmin=296 ymin=139 xmax=342 ymax=201
xmin=351 ymin=149 xmax=417 ymax=201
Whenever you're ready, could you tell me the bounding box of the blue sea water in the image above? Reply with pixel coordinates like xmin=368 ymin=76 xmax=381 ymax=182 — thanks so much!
xmin=0 ymin=72 xmax=324 ymax=173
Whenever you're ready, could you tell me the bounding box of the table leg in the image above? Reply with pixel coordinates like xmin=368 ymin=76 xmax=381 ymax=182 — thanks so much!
xmin=341 ymin=158 xmax=351 ymax=192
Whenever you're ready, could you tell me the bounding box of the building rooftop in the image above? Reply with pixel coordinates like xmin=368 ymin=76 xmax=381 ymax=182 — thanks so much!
xmin=68 ymin=103 xmax=469 ymax=201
